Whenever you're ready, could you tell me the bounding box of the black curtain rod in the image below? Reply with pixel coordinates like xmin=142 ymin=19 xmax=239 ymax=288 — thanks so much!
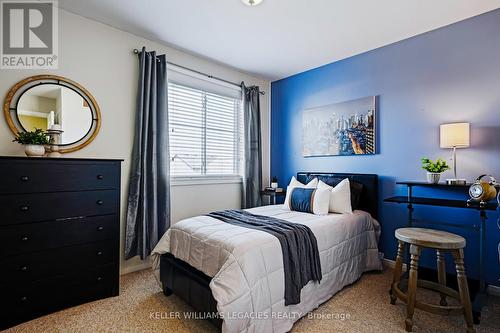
xmin=133 ymin=49 xmax=265 ymax=95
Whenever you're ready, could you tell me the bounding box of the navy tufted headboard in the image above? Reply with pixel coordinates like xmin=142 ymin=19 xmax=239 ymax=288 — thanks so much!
xmin=296 ymin=172 xmax=379 ymax=220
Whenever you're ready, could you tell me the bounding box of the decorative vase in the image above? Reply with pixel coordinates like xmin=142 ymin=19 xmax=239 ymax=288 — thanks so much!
xmin=426 ymin=172 xmax=441 ymax=184
xmin=24 ymin=144 xmax=45 ymax=157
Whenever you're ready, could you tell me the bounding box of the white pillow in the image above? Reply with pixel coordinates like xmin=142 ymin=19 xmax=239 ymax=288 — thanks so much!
xmin=317 ymin=179 xmax=353 ymax=214
xmin=283 ymin=176 xmax=318 ymax=210
xmin=311 ymin=187 xmax=330 ymax=215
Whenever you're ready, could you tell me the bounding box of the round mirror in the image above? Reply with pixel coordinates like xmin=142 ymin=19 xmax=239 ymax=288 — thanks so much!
xmin=3 ymin=75 xmax=101 ymax=153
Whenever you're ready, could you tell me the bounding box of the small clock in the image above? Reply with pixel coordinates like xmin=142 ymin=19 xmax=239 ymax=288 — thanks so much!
xmin=469 ymin=183 xmax=484 ymax=199
xmin=468 ymin=175 xmax=498 ymax=203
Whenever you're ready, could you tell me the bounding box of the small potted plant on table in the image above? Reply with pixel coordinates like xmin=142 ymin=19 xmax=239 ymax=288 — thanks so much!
xmin=421 ymin=157 xmax=450 ymax=184
xmin=271 ymin=176 xmax=279 ymax=189
xmin=13 ymin=128 xmax=51 ymax=157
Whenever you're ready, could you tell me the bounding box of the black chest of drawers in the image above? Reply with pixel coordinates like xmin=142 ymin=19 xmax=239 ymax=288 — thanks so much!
xmin=0 ymin=157 xmax=122 ymax=329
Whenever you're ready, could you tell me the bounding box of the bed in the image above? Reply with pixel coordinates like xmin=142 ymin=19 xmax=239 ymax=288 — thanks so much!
xmin=151 ymin=172 xmax=381 ymax=333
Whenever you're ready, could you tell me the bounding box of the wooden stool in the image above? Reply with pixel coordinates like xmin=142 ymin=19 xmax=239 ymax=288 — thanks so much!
xmin=390 ymin=227 xmax=475 ymax=333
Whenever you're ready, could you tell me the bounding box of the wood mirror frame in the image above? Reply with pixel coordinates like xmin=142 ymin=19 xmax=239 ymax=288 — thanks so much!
xmin=3 ymin=75 xmax=101 ymax=154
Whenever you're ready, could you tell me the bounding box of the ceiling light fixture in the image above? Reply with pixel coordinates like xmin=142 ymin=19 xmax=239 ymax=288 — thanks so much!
xmin=241 ymin=0 xmax=263 ymax=6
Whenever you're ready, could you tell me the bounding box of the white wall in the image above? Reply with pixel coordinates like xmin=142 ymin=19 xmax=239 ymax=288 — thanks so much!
xmin=59 ymin=88 xmax=92 ymax=144
xmin=18 ymin=94 xmax=56 ymax=114
xmin=0 ymin=9 xmax=271 ymax=274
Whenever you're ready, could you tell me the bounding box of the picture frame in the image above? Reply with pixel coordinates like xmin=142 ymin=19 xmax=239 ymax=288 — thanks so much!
xmin=302 ymin=96 xmax=377 ymax=157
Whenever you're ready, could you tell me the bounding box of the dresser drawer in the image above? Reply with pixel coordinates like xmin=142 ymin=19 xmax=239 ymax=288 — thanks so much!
xmin=0 ymin=264 xmax=117 ymax=329
xmin=0 ymin=215 xmax=118 ymax=257
xmin=0 ymin=190 xmax=119 ymax=225
xmin=0 ymin=161 xmax=120 ymax=194
xmin=0 ymin=240 xmax=117 ymax=284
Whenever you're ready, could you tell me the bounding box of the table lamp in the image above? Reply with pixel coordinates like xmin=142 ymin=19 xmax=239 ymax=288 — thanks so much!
xmin=440 ymin=122 xmax=470 ymax=185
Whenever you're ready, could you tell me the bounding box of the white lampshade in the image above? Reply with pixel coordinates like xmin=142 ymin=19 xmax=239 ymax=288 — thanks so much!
xmin=440 ymin=123 xmax=470 ymax=148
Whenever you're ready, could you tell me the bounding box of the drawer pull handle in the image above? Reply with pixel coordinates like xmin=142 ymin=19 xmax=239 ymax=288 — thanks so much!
xmin=20 ymin=265 xmax=29 ymax=272
xmin=97 ymin=174 xmax=104 ymax=180
xmin=20 ymin=176 xmax=29 ymax=182
xmin=20 ymin=296 xmax=28 ymax=302
xmin=96 ymin=200 xmax=104 ymax=205
xmin=97 ymin=251 xmax=103 ymax=256
xmin=97 ymin=276 xmax=103 ymax=282
xmin=20 ymin=205 xmax=29 ymax=212
xmin=97 ymin=226 xmax=104 ymax=231
xmin=21 ymin=236 xmax=29 ymax=242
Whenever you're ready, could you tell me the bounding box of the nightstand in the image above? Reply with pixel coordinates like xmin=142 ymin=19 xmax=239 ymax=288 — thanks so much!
xmin=260 ymin=190 xmax=286 ymax=205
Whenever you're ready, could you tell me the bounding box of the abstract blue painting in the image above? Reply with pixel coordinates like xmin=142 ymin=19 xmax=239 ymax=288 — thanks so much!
xmin=302 ymin=96 xmax=376 ymax=157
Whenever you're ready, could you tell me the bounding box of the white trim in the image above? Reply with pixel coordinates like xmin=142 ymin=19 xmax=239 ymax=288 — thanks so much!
xmin=18 ymin=109 xmax=50 ymax=118
xmin=383 ymin=258 xmax=408 ymax=272
xmin=171 ymin=175 xmax=242 ymax=186
xmin=120 ymin=261 xmax=151 ymax=275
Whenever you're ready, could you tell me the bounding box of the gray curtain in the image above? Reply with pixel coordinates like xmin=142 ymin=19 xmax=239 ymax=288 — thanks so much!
xmin=125 ymin=47 xmax=170 ymax=260
xmin=242 ymin=84 xmax=263 ymax=208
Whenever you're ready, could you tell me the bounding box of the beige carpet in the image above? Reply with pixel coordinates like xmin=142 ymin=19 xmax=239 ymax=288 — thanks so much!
xmin=5 ymin=268 xmax=500 ymax=333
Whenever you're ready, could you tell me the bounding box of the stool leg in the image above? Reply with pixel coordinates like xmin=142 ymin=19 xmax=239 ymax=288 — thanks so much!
xmin=405 ymin=244 xmax=421 ymax=332
xmin=436 ymin=250 xmax=448 ymax=306
xmin=390 ymin=240 xmax=405 ymax=304
xmin=452 ymin=249 xmax=475 ymax=333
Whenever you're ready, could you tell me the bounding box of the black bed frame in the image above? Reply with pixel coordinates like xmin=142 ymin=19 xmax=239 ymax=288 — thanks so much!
xmin=296 ymin=172 xmax=379 ymax=220
xmin=160 ymin=172 xmax=379 ymax=328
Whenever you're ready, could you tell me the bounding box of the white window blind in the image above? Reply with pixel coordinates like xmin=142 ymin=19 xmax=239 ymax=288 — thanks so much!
xmin=169 ymin=82 xmax=243 ymax=178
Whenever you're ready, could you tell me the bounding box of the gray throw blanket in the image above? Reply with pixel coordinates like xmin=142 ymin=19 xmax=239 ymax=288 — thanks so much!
xmin=207 ymin=209 xmax=322 ymax=305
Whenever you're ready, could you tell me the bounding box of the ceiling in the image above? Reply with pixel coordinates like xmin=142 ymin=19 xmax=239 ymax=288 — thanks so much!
xmin=58 ymin=0 xmax=500 ymax=81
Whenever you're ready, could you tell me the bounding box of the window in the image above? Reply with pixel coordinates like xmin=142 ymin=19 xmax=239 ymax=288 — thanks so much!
xmin=168 ymin=82 xmax=243 ymax=179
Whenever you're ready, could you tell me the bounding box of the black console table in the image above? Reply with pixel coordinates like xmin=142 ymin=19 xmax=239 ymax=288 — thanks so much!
xmin=385 ymin=181 xmax=498 ymax=324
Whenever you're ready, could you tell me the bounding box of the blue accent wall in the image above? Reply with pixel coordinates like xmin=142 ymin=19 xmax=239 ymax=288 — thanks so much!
xmin=271 ymin=9 xmax=500 ymax=285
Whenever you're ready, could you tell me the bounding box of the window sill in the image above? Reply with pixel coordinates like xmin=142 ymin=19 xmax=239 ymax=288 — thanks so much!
xmin=171 ymin=175 xmax=243 ymax=187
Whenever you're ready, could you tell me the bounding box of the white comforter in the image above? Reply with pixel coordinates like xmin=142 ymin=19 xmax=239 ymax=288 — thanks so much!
xmin=151 ymin=205 xmax=382 ymax=333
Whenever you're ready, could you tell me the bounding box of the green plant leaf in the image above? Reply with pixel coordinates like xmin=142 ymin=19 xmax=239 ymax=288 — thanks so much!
xmin=13 ymin=128 xmax=51 ymax=145
xmin=421 ymin=157 xmax=450 ymax=173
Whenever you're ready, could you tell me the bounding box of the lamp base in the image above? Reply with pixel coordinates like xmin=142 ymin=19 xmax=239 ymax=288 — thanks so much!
xmin=446 ymin=178 xmax=467 ymax=185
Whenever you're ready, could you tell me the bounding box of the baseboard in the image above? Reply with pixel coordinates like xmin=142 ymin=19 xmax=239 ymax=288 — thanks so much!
xmin=383 ymin=258 xmax=407 ymax=272
xmin=384 ymin=259 xmax=500 ymax=296
xmin=120 ymin=261 xmax=152 ymax=275
xmin=487 ymin=285 xmax=500 ymax=297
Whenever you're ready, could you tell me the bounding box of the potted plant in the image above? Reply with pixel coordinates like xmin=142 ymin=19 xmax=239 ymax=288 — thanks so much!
xmin=13 ymin=128 xmax=52 ymax=157
xmin=421 ymin=157 xmax=450 ymax=184
xmin=271 ymin=176 xmax=278 ymax=189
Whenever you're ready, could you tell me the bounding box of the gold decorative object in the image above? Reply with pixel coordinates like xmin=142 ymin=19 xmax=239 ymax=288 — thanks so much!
xmin=468 ymin=175 xmax=498 ymax=204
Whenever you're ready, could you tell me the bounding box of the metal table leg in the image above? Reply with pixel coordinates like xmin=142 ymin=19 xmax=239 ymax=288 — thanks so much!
xmin=472 ymin=209 xmax=488 ymax=324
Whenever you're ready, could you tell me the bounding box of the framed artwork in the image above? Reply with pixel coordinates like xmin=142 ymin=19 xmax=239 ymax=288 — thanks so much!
xmin=302 ymin=96 xmax=377 ymax=157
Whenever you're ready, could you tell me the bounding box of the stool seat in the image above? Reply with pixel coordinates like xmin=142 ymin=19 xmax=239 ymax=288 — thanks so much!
xmin=395 ymin=227 xmax=466 ymax=250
